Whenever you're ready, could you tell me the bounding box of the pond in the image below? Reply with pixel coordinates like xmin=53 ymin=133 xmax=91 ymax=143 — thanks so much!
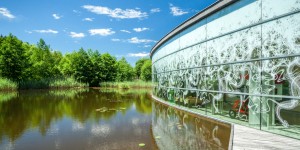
xmin=0 ymin=88 xmax=231 ymax=150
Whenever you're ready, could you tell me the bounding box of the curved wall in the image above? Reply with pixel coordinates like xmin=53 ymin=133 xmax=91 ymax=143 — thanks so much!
xmin=151 ymin=0 xmax=300 ymax=139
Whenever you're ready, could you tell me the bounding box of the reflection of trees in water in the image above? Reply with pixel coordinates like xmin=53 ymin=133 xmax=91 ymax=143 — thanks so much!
xmin=0 ymin=88 xmax=152 ymax=141
xmin=152 ymin=102 xmax=231 ymax=150
xmin=0 ymin=92 xmax=18 ymax=102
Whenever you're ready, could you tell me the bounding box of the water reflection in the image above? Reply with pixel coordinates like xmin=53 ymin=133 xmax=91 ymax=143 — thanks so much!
xmin=152 ymin=101 xmax=232 ymax=150
xmin=0 ymin=88 xmax=155 ymax=150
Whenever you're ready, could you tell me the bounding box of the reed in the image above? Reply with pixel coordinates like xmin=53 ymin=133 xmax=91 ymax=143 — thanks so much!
xmin=0 ymin=78 xmax=17 ymax=91
xmin=100 ymin=80 xmax=153 ymax=89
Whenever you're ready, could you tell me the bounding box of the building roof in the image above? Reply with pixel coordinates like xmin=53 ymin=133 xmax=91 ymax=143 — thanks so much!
xmin=150 ymin=0 xmax=238 ymax=58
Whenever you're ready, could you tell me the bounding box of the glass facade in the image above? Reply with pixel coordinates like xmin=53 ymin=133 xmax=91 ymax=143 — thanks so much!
xmin=151 ymin=0 xmax=300 ymax=139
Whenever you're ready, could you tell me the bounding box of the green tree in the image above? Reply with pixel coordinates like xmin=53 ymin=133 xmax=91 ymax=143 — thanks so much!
xmin=141 ymin=60 xmax=152 ymax=81
xmin=135 ymin=58 xmax=149 ymax=79
xmin=0 ymin=34 xmax=29 ymax=81
xmin=100 ymin=53 xmax=117 ymax=82
xmin=87 ymin=49 xmax=104 ymax=86
xmin=26 ymin=39 xmax=57 ymax=80
xmin=58 ymin=48 xmax=94 ymax=85
xmin=116 ymin=57 xmax=135 ymax=81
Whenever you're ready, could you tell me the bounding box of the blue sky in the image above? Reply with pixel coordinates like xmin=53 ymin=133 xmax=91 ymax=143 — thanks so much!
xmin=0 ymin=0 xmax=216 ymax=65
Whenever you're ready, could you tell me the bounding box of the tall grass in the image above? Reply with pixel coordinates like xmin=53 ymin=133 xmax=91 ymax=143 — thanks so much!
xmin=18 ymin=78 xmax=88 ymax=90
xmin=100 ymin=80 xmax=153 ymax=89
xmin=0 ymin=78 xmax=17 ymax=91
xmin=49 ymin=78 xmax=88 ymax=89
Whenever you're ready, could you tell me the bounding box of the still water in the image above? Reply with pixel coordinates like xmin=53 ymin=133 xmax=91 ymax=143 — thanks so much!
xmin=0 ymin=88 xmax=231 ymax=150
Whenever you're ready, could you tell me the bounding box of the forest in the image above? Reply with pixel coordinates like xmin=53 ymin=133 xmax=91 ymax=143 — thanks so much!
xmin=0 ymin=34 xmax=152 ymax=89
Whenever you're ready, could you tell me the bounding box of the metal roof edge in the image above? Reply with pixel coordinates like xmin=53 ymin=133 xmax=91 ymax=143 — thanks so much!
xmin=150 ymin=0 xmax=239 ymax=58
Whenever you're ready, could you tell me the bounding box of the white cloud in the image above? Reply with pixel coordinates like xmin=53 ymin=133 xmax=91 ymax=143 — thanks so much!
xmin=128 ymin=37 xmax=155 ymax=44
xmin=133 ymin=27 xmax=149 ymax=32
xmin=120 ymin=30 xmax=131 ymax=33
xmin=52 ymin=13 xmax=62 ymax=19
xmin=83 ymin=17 xmax=93 ymax=21
xmin=70 ymin=32 xmax=85 ymax=38
xmin=34 ymin=29 xmax=58 ymax=34
xmin=0 ymin=8 xmax=15 ymax=19
xmin=89 ymin=28 xmax=115 ymax=36
xmin=150 ymin=8 xmax=160 ymax=13
xmin=111 ymin=38 xmax=121 ymax=42
xmin=144 ymin=45 xmax=151 ymax=48
xmin=169 ymin=4 xmax=188 ymax=16
xmin=25 ymin=30 xmax=32 ymax=34
xmin=73 ymin=10 xmax=81 ymax=14
xmin=82 ymin=5 xmax=147 ymax=19
xmin=128 ymin=52 xmax=149 ymax=57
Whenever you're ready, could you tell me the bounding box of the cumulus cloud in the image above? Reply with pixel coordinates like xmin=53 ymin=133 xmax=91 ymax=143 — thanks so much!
xmin=133 ymin=27 xmax=149 ymax=32
xmin=0 ymin=8 xmax=15 ymax=19
xmin=89 ymin=28 xmax=115 ymax=36
xmin=52 ymin=13 xmax=62 ymax=19
xmin=128 ymin=37 xmax=155 ymax=44
xmin=120 ymin=30 xmax=131 ymax=33
xmin=83 ymin=17 xmax=93 ymax=21
xmin=169 ymin=4 xmax=188 ymax=16
xmin=150 ymin=8 xmax=160 ymax=13
xmin=70 ymin=32 xmax=85 ymax=38
xmin=82 ymin=5 xmax=147 ymax=19
xmin=128 ymin=52 xmax=149 ymax=57
xmin=34 ymin=29 xmax=58 ymax=34
xmin=111 ymin=38 xmax=121 ymax=42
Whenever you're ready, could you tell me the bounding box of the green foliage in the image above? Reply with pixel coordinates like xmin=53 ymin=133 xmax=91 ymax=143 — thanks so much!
xmin=59 ymin=48 xmax=94 ymax=86
xmin=101 ymin=53 xmax=117 ymax=82
xmin=0 ymin=34 xmax=29 ymax=81
xmin=116 ymin=57 xmax=135 ymax=81
xmin=141 ymin=60 xmax=152 ymax=81
xmin=49 ymin=78 xmax=88 ymax=88
xmin=0 ymin=78 xmax=17 ymax=90
xmin=135 ymin=58 xmax=149 ymax=79
xmin=118 ymin=83 xmax=130 ymax=89
xmin=100 ymin=80 xmax=152 ymax=89
xmin=87 ymin=49 xmax=105 ymax=86
xmin=0 ymin=34 xmax=151 ymax=89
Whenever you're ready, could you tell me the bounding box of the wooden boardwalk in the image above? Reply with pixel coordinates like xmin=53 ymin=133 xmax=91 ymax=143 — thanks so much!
xmin=232 ymin=124 xmax=300 ymax=150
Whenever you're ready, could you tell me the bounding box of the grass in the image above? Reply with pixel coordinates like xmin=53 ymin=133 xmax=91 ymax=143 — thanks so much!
xmin=49 ymin=78 xmax=88 ymax=89
xmin=0 ymin=78 xmax=18 ymax=91
xmin=19 ymin=78 xmax=88 ymax=89
xmin=0 ymin=77 xmax=88 ymax=90
xmin=100 ymin=80 xmax=153 ymax=89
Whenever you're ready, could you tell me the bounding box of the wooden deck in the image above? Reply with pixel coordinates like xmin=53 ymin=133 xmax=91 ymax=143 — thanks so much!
xmin=232 ymin=124 xmax=300 ymax=150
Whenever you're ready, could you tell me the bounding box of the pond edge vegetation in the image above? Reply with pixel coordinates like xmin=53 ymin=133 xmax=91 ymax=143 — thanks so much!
xmin=0 ymin=34 xmax=152 ymax=90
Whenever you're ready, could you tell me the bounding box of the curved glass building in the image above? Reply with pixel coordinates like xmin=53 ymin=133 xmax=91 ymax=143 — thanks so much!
xmin=150 ymin=0 xmax=300 ymax=139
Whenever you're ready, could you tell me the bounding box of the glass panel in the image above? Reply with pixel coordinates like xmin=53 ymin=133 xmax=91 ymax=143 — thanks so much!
xmin=262 ymin=13 xmax=300 ymax=58
xmin=206 ymin=0 xmax=261 ymax=39
xmin=260 ymin=96 xmax=300 ymax=139
xmin=262 ymin=0 xmax=300 ymax=20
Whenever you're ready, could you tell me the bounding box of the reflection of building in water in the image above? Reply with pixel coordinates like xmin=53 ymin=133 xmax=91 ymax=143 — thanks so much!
xmin=151 ymin=0 xmax=300 ymax=142
xmin=152 ymin=102 xmax=231 ymax=150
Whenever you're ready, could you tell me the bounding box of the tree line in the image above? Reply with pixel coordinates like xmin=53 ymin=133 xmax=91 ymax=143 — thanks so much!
xmin=0 ymin=34 xmax=152 ymax=87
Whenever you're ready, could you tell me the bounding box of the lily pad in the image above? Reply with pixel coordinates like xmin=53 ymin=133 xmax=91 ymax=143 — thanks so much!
xmin=139 ymin=143 xmax=145 ymax=147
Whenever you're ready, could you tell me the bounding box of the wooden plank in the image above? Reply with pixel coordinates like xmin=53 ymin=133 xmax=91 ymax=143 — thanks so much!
xmin=233 ymin=124 xmax=300 ymax=150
